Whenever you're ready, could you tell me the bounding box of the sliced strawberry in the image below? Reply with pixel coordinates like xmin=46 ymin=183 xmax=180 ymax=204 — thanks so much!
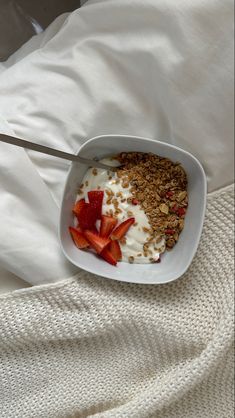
xmin=100 ymin=247 xmax=117 ymax=266
xmin=69 ymin=227 xmax=89 ymax=249
xmin=108 ymin=240 xmax=122 ymax=261
xmin=73 ymin=198 xmax=86 ymax=218
xmin=80 ymin=224 xmax=98 ymax=234
xmin=111 ymin=218 xmax=135 ymax=240
xmin=165 ymin=229 xmax=175 ymax=235
xmin=75 ymin=225 xmax=82 ymax=232
xmin=100 ymin=215 xmax=118 ymax=237
xmin=171 ymin=204 xmax=179 ymax=213
xmin=91 ymin=225 xmax=99 ymax=234
xmin=88 ymin=190 xmax=104 ymax=202
xmin=88 ymin=190 xmax=104 ymax=219
xmin=165 ymin=191 xmax=174 ymax=198
xmin=177 ymin=207 xmax=186 ymax=217
xmin=132 ymin=198 xmax=139 ymax=205
xmin=84 ymin=230 xmax=110 ymax=254
xmin=77 ymin=203 xmax=97 ymax=230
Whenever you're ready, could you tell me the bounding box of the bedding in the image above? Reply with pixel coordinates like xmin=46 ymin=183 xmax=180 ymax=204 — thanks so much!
xmin=0 ymin=184 xmax=234 ymax=418
xmin=0 ymin=1 xmax=234 ymax=415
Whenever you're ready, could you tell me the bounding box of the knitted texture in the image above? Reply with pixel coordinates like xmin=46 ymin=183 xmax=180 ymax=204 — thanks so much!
xmin=0 ymin=185 xmax=234 ymax=418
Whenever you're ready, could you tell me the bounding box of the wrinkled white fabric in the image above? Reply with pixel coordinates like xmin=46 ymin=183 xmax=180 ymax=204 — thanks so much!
xmin=0 ymin=0 xmax=234 ymax=286
xmin=0 ymin=115 xmax=76 ymax=284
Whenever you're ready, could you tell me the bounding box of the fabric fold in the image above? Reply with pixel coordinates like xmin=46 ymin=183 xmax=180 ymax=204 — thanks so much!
xmin=0 ymin=116 xmax=76 ymax=284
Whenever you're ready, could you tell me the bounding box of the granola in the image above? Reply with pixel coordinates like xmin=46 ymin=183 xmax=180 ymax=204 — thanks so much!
xmin=115 ymin=152 xmax=188 ymax=250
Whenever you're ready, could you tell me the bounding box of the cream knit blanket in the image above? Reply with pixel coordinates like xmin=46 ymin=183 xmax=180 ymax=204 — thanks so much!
xmin=0 ymin=185 xmax=234 ymax=418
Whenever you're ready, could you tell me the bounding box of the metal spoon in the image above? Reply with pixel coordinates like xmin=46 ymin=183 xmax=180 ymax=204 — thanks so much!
xmin=0 ymin=133 xmax=118 ymax=172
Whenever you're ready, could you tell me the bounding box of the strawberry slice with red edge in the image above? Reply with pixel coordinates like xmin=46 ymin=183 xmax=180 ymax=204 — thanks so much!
xmin=165 ymin=191 xmax=174 ymax=198
xmin=108 ymin=240 xmax=122 ymax=261
xmin=177 ymin=207 xmax=186 ymax=217
xmin=171 ymin=204 xmax=178 ymax=213
xmin=132 ymin=198 xmax=139 ymax=205
xmin=110 ymin=217 xmax=135 ymax=240
xmin=100 ymin=247 xmax=117 ymax=266
xmin=69 ymin=227 xmax=89 ymax=249
xmin=84 ymin=230 xmax=110 ymax=254
xmin=73 ymin=198 xmax=86 ymax=218
xmin=88 ymin=190 xmax=104 ymax=219
xmin=100 ymin=215 xmax=118 ymax=237
xmin=165 ymin=229 xmax=175 ymax=235
xmin=77 ymin=203 xmax=97 ymax=230
xmin=74 ymin=225 xmax=82 ymax=232
xmin=101 ymin=240 xmax=122 ymax=265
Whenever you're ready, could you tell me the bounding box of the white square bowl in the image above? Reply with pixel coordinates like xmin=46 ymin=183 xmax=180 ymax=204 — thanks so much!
xmin=59 ymin=135 xmax=207 ymax=284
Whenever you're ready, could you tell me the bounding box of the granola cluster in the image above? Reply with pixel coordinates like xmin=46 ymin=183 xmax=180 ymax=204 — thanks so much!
xmin=115 ymin=152 xmax=188 ymax=250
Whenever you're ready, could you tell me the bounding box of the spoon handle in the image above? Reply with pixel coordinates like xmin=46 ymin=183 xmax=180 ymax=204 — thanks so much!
xmin=0 ymin=133 xmax=117 ymax=171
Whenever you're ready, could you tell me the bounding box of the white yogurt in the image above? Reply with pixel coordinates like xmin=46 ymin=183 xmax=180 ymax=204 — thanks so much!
xmin=75 ymin=158 xmax=165 ymax=263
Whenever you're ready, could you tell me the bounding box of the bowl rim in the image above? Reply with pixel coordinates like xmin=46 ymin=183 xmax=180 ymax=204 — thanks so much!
xmin=59 ymin=134 xmax=207 ymax=284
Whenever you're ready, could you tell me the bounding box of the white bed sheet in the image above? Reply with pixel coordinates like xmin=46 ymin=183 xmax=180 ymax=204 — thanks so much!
xmin=0 ymin=0 xmax=233 ymax=291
